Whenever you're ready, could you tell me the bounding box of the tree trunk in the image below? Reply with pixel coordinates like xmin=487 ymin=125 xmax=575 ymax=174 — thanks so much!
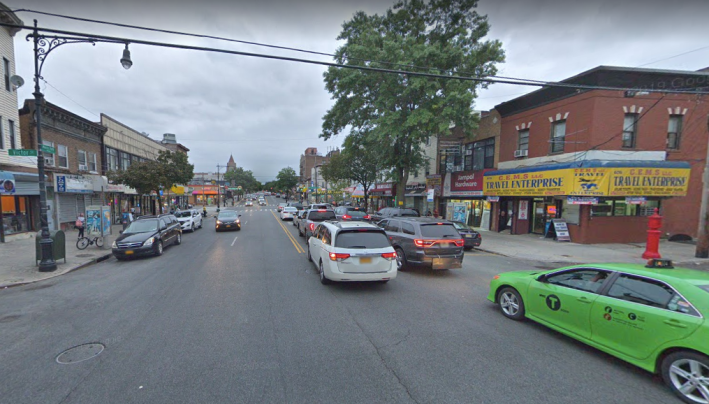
xmin=395 ymin=166 xmax=408 ymax=208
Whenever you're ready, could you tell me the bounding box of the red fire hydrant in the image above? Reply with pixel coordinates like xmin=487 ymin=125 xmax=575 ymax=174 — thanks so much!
xmin=642 ymin=208 xmax=662 ymax=259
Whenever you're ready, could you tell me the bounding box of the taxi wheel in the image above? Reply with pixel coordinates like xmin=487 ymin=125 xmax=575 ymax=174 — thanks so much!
xmin=662 ymin=351 xmax=709 ymax=404
xmin=497 ymin=287 xmax=525 ymax=320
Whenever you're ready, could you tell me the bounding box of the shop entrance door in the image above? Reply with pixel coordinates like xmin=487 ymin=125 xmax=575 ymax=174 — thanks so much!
xmin=532 ymin=199 xmax=546 ymax=234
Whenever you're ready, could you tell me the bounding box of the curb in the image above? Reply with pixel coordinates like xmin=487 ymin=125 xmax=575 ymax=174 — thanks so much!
xmin=0 ymin=252 xmax=113 ymax=289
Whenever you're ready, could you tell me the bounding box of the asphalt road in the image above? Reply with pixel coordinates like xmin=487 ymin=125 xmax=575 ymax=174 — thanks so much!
xmin=0 ymin=196 xmax=678 ymax=403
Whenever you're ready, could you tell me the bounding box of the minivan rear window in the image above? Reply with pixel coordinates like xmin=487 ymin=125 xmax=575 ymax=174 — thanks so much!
xmin=345 ymin=210 xmax=368 ymax=218
xmin=420 ymin=224 xmax=459 ymax=238
xmin=335 ymin=231 xmax=391 ymax=248
xmin=400 ymin=209 xmax=419 ymax=217
xmin=309 ymin=211 xmax=336 ymax=221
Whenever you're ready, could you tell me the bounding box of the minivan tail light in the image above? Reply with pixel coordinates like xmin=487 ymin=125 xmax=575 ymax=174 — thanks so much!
xmin=381 ymin=252 xmax=397 ymax=260
xmin=363 ymin=215 xmax=371 ymax=219
xmin=329 ymin=252 xmax=350 ymax=261
xmin=342 ymin=214 xmax=352 ymax=219
xmin=309 ymin=223 xmax=315 ymax=231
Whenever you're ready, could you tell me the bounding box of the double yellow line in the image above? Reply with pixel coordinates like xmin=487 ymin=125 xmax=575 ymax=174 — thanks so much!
xmin=270 ymin=211 xmax=304 ymax=253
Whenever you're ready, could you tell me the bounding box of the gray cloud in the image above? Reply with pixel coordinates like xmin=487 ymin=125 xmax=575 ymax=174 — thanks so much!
xmin=8 ymin=0 xmax=709 ymax=181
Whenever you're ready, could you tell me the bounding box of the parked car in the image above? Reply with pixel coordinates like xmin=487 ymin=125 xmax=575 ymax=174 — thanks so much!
xmin=307 ymin=203 xmax=332 ymax=210
xmin=488 ymin=260 xmax=709 ymax=404
xmin=370 ymin=207 xmax=420 ymax=222
xmin=258 ymin=199 xmax=267 ymax=206
xmin=280 ymin=206 xmax=298 ymax=220
xmin=174 ymin=209 xmax=202 ymax=232
xmin=215 ymin=210 xmax=242 ymax=231
xmin=277 ymin=203 xmax=288 ymax=212
xmin=378 ymin=217 xmax=464 ymax=270
xmin=245 ymin=200 xmax=253 ymax=207
xmin=334 ymin=206 xmax=371 ymax=222
xmin=307 ymin=221 xmax=397 ymax=284
xmin=112 ymin=214 xmax=182 ymax=260
xmin=293 ymin=209 xmax=307 ymax=227
xmin=298 ymin=209 xmax=337 ymax=239
xmin=451 ymin=221 xmax=482 ymax=250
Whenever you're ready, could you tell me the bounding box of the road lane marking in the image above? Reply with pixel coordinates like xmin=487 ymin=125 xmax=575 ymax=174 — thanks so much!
xmin=270 ymin=210 xmax=304 ymax=253
xmin=231 ymin=236 xmax=238 ymax=247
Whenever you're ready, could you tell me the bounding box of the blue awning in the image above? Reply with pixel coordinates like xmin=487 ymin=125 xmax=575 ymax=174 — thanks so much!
xmin=484 ymin=160 xmax=691 ymax=177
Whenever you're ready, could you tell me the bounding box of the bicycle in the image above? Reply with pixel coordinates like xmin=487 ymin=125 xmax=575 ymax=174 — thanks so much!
xmin=77 ymin=235 xmax=104 ymax=250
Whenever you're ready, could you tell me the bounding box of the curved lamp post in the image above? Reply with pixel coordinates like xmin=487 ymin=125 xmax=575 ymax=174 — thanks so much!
xmin=28 ymin=19 xmax=132 ymax=272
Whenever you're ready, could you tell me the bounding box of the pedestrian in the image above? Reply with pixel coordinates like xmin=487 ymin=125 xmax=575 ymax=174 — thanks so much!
xmin=425 ymin=209 xmax=432 ymax=217
xmin=433 ymin=209 xmax=439 ymax=218
xmin=75 ymin=213 xmax=85 ymax=239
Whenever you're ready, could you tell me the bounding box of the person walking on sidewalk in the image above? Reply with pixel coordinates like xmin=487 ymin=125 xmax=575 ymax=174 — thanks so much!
xmin=75 ymin=213 xmax=85 ymax=239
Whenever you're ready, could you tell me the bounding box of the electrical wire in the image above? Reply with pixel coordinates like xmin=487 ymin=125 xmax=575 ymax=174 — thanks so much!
xmin=636 ymin=44 xmax=709 ymax=68
xmin=40 ymin=78 xmax=98 ymax=117
xmin=10 ymin=10 xmax=709 ymax=94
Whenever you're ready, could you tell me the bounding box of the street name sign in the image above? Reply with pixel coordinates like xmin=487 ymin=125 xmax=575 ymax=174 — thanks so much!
xmin=40 ymin=144 xmax=56 ymax=154
xmin=8 ymin=149 xmax=37 ymax=156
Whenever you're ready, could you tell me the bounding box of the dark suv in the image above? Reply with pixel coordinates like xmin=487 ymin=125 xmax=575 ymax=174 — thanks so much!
xmin=370 ymin=207 xmax=420 ymax=223
xmin=298 ymin=209 xmax=337 ymax=239
xmin=378 ymin=217 xmax=464 ymax=270
xmin=112 ymin=214 xmax=182 ymax=260
xmin=333 ymin=206 xmax=371 ymax=222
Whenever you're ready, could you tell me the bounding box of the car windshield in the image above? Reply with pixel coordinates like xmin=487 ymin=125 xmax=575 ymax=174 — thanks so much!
xmin=175 ymin=211 xmax=192 ymax=218
xmin=125 ymin=219 xmax=158 ymax=233
xmin=335 ymin=230 xmax=390 ymax=248
xmin=218 ymin=211 xmax=238 ymax=219
xmin=420 ymin=224 xmax=459 ymax=238
xmin=452 ymin=222 xmax=470 ymax=230
xmin=308 ymin=211 xmax=336 ymax=221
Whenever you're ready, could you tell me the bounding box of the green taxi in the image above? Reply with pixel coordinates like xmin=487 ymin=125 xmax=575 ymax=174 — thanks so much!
xmin=488 ymin=260 xmax=709 ymax=404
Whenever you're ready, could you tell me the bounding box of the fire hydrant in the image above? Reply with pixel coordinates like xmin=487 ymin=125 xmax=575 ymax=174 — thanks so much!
xmin=642 ymin=208 xmax=662 ymax=259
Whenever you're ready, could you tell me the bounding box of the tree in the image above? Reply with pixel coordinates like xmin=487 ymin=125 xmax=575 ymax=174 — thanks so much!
xmin=224 ymin=167 xmax=261 ymax=193
xmin=321 ymin=133 xmax=382 ymax=211
xmin=108 ymin=150 xmax=194 ymax=213
xmin=276 ymin=167 xmax=299 ymax=196
xmin=321 ymin=0 xmax=504 ymax=203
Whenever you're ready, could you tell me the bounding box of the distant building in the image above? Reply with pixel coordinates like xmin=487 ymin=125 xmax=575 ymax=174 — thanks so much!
xmin=299 ymin=147 xmax=329 ymax=183
xmin=161 ymin=133 xmax=189 ymax=155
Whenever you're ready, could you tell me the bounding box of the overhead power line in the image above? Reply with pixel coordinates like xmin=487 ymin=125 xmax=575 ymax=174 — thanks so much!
xmin=5 ymin=22 xmax=709 ymax=95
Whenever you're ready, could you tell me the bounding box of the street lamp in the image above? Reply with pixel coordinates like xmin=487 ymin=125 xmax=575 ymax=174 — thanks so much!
xmin=28 ymin=20 xmax=132 ymax=272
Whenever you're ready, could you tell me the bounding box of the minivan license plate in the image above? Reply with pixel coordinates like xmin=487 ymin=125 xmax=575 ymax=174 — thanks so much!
xmin=360 ymin=257 xmax=372 ymax=264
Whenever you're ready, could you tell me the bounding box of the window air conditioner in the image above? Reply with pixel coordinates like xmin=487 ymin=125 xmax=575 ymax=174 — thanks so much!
xmin=78 ymin=164 xmax=88 ymax=171
xmin=464 ymin=149 xmax=472 ymax=155
xmin=514 ymin=150 xmax=528 ymax=158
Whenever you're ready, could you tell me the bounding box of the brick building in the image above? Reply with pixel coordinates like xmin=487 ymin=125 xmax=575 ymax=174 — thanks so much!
xmin=20 ymin=99 xmax=107 ymax=232
xmin=299 ymin=147 xmax=329 ymax=183
xmin=483 ymin=66 xmax=708 ymax=243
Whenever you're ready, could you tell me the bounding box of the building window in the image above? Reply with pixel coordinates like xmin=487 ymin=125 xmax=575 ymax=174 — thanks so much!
xmin=77 ymin=150 xmax=87 ymax=170
xmin=471 ymin=138 xmax=495 ymax=171
xmin=3 ymin=58 xmax=10 ymax=92
xmin=1 ymin=195 xmax=32 ymax=234
xmin=107 ymin=147 xmax=119 ymax=171
xmin=518 ymin=129 xmax=529 ymax=152
xmin=89 ymin=152 xmax=98 ymax=172
xmin=667 ymin=115 xmax=683 ymax=150
xmin=43 ymin=140 xmax=55 ymax=166
xmin=550 ymin=121 xmax=566 ymax=153
xmin=591 ymin=200 xmax=660 ymax=217
xmin=622 ymin=114 xmax=638 ymax=148
xmin=120 ymin=151 xmax=131 ymax=171
xmin=8 ymin=119 xmax=15 ymax=149
xmin=57 ymin=144 xmax=69 ymax=168
xmin=0 ymin=117 xmax=3 ymax=149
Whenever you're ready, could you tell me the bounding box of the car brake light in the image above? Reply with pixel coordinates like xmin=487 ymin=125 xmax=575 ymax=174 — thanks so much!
xmin=437 ymin=222 xmax=443 ymax=225
xmin=381 ymin=252 xmax=397 ymax=260
xmin=342 ymin=214 xmax=352 ymax=219
xmin=453 ymin=239 xmax=464 ymax=247
xmin=309 ymin=223 xmax=315 ymax=231
xmin=329 ymin=252 xmax=350 ymax=261
xmin=318 ymin=209 xmax=326 ymax=212
xmin=414 ymin=239 xmax=436 ymax=247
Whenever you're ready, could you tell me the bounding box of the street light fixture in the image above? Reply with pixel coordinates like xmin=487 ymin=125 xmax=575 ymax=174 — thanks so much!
xmin=28 ymin=20 xmax=133 ymax=272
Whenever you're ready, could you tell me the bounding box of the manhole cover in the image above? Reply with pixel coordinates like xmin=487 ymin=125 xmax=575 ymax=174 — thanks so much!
xmin=76 ymin=254 xmax=93 ymax=258
xmin=56 ymin=343 xmax=104 ymax=364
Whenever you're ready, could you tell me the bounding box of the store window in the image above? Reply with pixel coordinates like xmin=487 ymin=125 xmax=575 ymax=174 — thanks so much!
xmin=591 ymin=200 xmax=660 ymax=217
xmin=2 ymin=195 xmax=32 ymax=235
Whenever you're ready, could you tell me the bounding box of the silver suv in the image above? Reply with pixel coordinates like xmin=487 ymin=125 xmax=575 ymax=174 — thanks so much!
xmin=298 ymin=209 xmax=336 ymax=239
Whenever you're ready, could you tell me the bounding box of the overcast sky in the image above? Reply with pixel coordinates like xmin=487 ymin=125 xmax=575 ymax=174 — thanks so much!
xmin=7 ymin=0 xmax=709 ymax=182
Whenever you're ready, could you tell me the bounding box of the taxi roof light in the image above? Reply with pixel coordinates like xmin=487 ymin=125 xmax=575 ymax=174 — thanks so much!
xmin=645 ymin=258 xmax=674 ymax=269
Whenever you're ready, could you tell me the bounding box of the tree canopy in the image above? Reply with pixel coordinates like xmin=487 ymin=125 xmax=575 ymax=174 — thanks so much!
xmin=276 ymin=167 xmax=299 ymax=194
xmin=223 ymin=167 xmax=261 ymax=193
xmin=321 ymin=0 xmax=504 ymax=202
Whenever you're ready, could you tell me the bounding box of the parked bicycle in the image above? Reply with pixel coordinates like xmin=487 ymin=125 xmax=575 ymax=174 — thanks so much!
xmin=76 ymin=236 xmax=103 ymax=250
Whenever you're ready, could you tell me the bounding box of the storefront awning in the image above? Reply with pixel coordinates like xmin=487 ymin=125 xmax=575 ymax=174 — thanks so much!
xmin=405 ymin=190 xmax=427 ymax=197
xmin=483 ymin=160 xmax=691 ymax=197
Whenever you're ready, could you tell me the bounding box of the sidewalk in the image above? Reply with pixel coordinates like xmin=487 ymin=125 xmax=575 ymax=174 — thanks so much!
xmin=0 ymin=224 xmax=123 ymax=288
xmin=476 ymin=230 xmax=708 ymax=268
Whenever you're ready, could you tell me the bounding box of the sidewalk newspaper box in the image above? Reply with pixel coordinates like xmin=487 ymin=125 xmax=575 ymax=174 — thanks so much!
xmin=35 ymin=230 xmax=66 ymax=265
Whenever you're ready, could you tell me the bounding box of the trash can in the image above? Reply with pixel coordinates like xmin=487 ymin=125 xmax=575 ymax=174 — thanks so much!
xmin=35 ymin=230 xmax=67 ymax=265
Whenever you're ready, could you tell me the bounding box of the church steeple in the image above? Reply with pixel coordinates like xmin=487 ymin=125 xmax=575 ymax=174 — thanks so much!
xmin=227 ymin=154 xmax=236 ymax=172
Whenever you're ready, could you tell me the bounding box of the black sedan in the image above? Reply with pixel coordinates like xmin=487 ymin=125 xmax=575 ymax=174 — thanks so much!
xmin=112 ymin=215 xmax=182 ymax=260
xmin=216 ymin=210 xmax=242 ymax=231
xmin=451 ymin=221 xmax=482 ymax=250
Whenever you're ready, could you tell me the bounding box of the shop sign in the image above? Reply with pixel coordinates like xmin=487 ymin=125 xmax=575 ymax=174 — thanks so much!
xmin=567 ymin=196 xmax=599 ymax=205
xmin=55 ymin=174 xmax=93 ymax=194
xmin=609 ymin=168 xmax=690 ymax=196
xmin=625 ymin=196 xmax=647 ymax=204
xmin=426 ymin=174 xmax=442 ymax=195
xmin=568 ymin=168 xmax=610 ymax=196
xmin=427 ymin=188 xmax=434 ymax=202
xmin=484 ymin=170 xmax=566 ymax=196
xmin=486 ymin=196 xmax=499 ymax=202
xmin=372 ymin=182 xmax=394 ymax=196
xmin=0 ymin=171 xmax=16 ymax=194
xmin=552 ymin=219 xmax=571 ymax=242
xmin=445 ymin=171 xmax=485 ymax=197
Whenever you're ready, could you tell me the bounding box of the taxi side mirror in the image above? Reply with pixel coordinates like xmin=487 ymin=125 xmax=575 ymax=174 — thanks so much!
xmin=536 ymin=274 xmax=548 ymax=283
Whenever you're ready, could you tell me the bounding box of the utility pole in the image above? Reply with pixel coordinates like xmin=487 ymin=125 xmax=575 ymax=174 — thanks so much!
xmin=696 ymin=114 xmax=709 ymax=258
xmin=216 ymin=164 xmax=224 ymax=209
